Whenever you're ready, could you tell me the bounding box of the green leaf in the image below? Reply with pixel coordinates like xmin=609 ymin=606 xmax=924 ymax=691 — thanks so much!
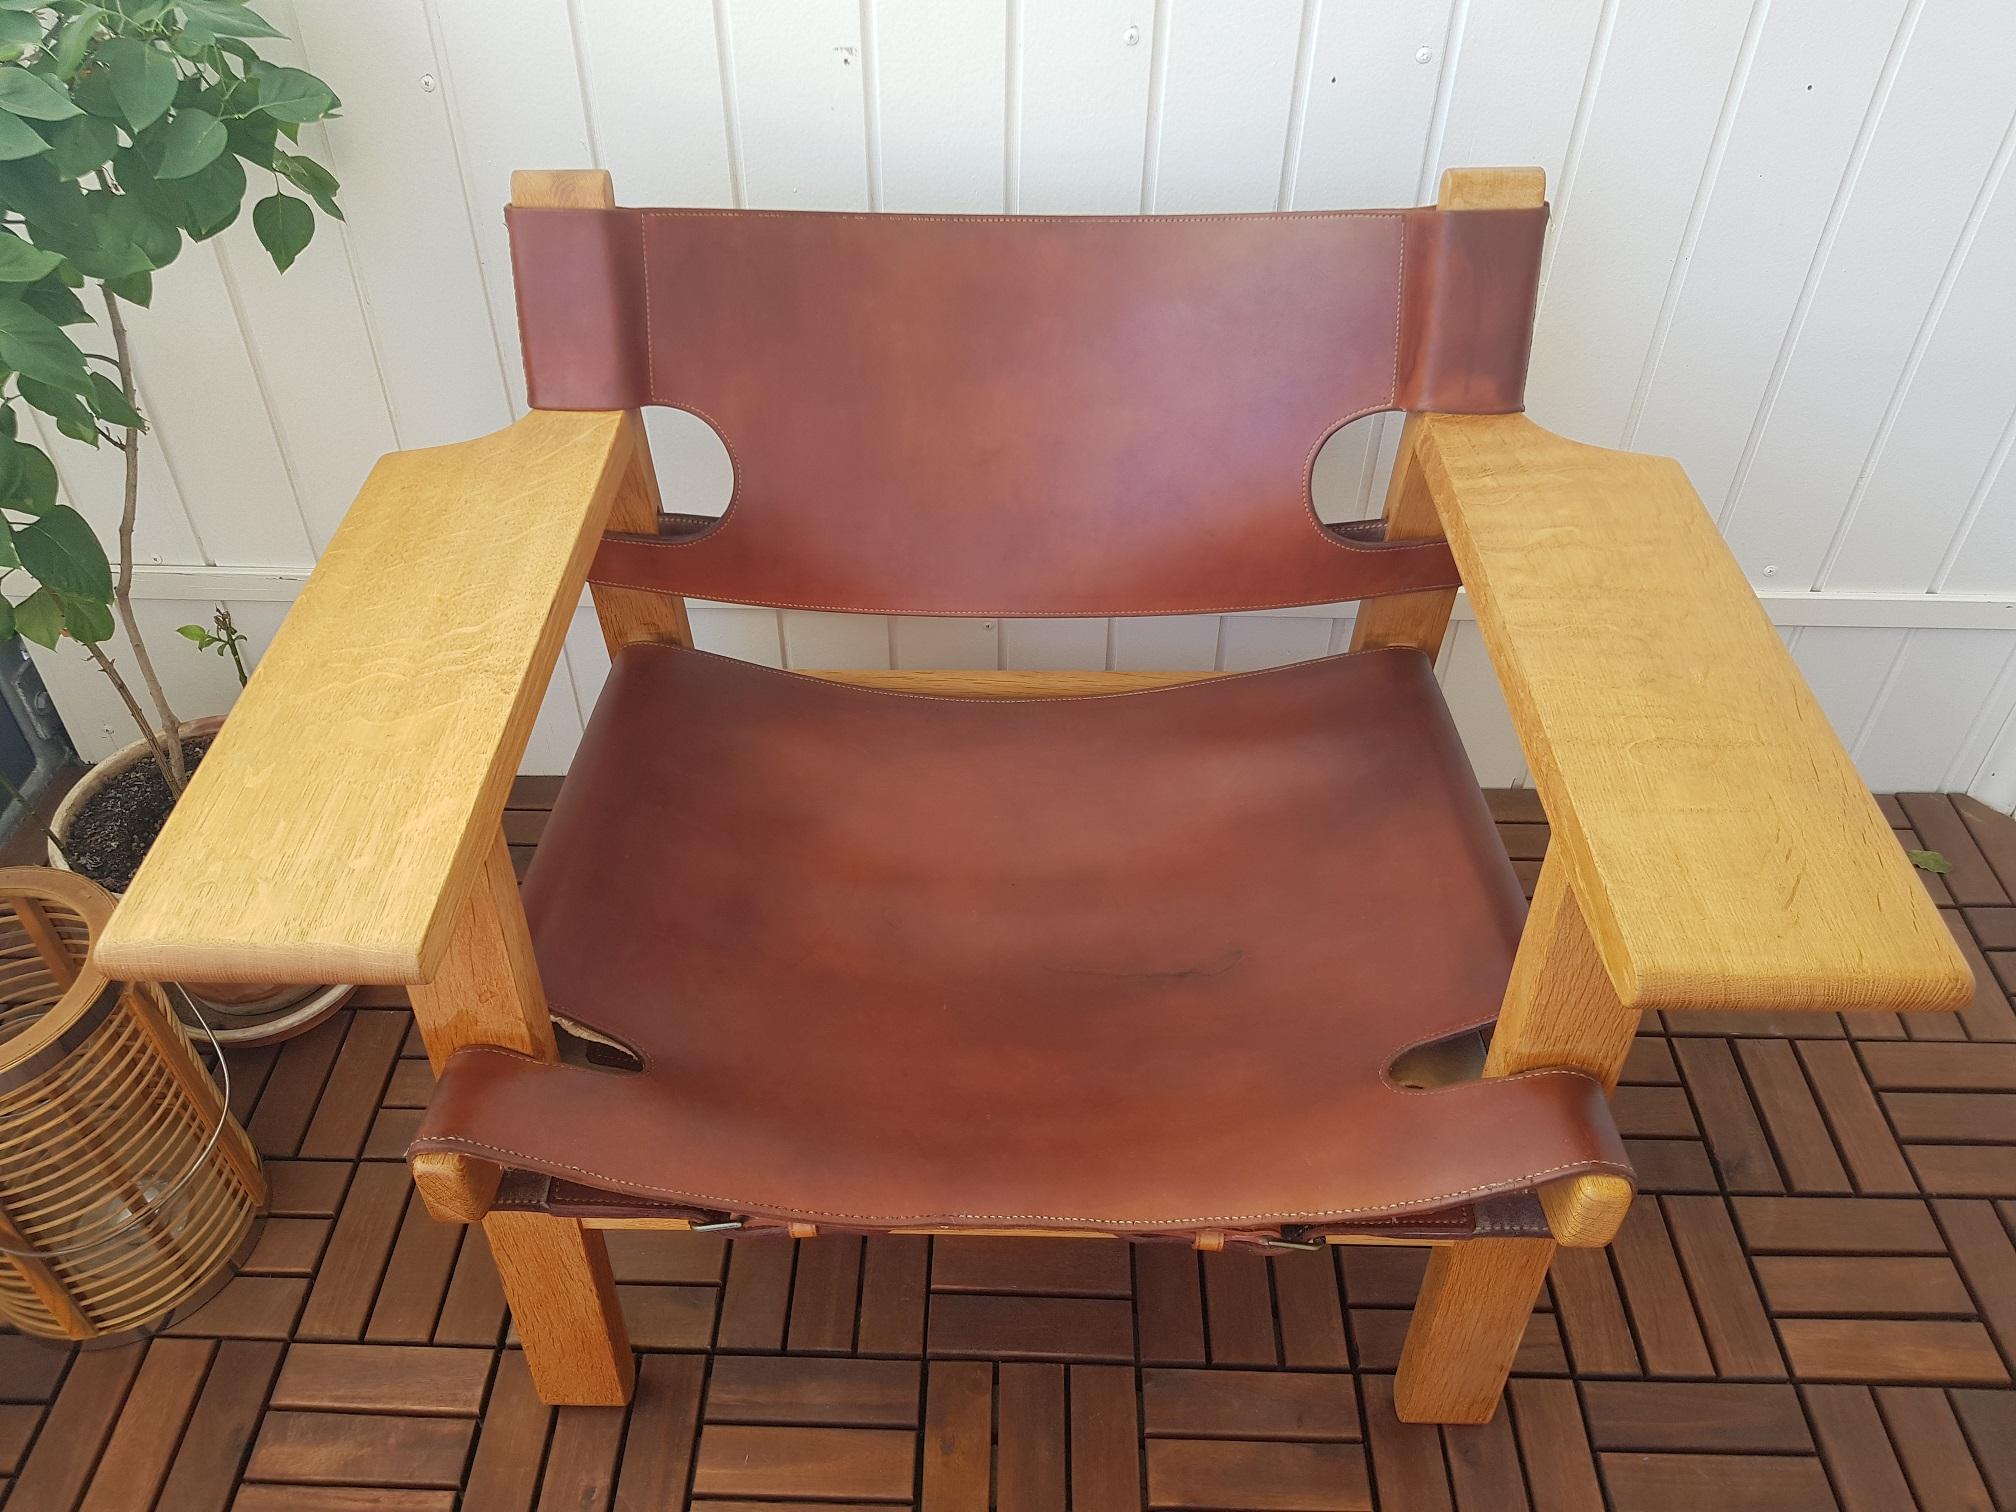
xmin=152 ymin=104 xmax=222 ymax=178
xmin=11 ymin=585 xmax=59 ymax=647
xmin=52 ymin=9 xmax=102 ymax=82
xmin=22 ymin=278 xmax=90 ymax=326
xmin=0 ymin=297 xmax=89 ymax=391
xmin=13 ymin=437 xmax=56 ymax=513
xmin=251 ymin=187 xmax=309 ymax=271
xmin=176 ymin=622 xmax=211 ymax=644
xmin=14 ymin=503 xmax=108 ymax=597
xmin=0 ymin=107 xmax=47 ymax=159
xmin=253 ymin=64 xmax=331 ymax=124
xmin=86 ymin=370 xmax=142 ymax=430
xmin=0 ymin=234 xmax=61 ymax=282
xmin=177 ymin=146 xmax=241 ymax=237
xmin=54 ymin=588 xmax=109 ymax=642
xmin=18 ymin=374 xmax=96 ymax=444
xmin=179 ymin=0 xmax=282 ymax=40
xmin=0 ymin=66 xmax=80 ymax=122
xmin=0 ymin=595 xmax=14 ymax=641
xmin=0 ymin=2 xmax=49 ymax=12
xmin=274 ymin=149 xmax=340 ymax=219
xmin=103 ymin=267 xmax=148 ymax=305
xmin=1907 ymin=849 xmax=1953 ymax=876
xmin=0 ymin=12 xmax=42 ymax=56
xmin=101 ymin=36 xmax=176 ymax=131
xmin=49 ymin=113 xmax=114 ymax=179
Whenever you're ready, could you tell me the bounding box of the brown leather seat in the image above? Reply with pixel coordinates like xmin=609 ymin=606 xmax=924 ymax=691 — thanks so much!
xmin=415 ymin=642 xmax=1628 ymax=1236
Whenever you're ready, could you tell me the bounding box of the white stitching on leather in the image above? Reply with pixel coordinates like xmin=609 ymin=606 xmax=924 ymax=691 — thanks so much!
xmin=420 ymin=1047 xmax=1629 ymax=1226
xmin=593 ymin=207 xmax=1462 ymax=605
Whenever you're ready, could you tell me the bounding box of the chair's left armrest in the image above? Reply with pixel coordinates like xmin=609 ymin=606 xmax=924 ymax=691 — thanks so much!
xmin=95 ymin=409 xmax=636 ymax=988
xmin=1418 ymin=412 xmax=1973 ymax=1016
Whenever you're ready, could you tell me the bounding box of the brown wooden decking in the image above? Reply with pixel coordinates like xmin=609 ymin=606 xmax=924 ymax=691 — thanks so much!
xmin=6 ymin=785 xmax=2016 ymax=1511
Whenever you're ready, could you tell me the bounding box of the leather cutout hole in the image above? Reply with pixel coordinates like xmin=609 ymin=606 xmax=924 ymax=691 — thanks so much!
xmin=1311 ymin=412 xmax=1395 ymax=524
xmin=1386 ymin=1027 xmax=1489 ymax=1089
xmin=552 ymin=1013 xmax=645 ymax=1074
xmin=644 ymin=406 xmax=734 ymax=526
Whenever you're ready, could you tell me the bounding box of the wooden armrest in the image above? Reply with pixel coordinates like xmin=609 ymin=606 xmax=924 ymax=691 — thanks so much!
xmin=95 ymin=409 xmax=636 ymax=987
xmin=1417 ymin=412 xmax=1972 ymax=1015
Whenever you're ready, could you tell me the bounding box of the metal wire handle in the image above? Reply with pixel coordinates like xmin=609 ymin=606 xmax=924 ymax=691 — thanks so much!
xmin=0 ymin=983 xmax=237 ymax=1261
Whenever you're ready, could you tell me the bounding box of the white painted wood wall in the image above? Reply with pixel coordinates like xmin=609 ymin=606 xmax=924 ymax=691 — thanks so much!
xmin=27 ymin=0 xmax=2016 ymax=804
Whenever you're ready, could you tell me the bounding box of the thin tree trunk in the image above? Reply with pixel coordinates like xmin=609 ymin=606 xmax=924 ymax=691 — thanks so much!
xmin=83 ymin=642 xmax=177 ymax=791
xmin=98 ymin=288 xmax=184 ymax=791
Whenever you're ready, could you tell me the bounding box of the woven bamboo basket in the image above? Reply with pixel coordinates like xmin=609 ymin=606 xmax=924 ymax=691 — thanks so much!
xmin=0 ymin=866 xmax=263 ymax=1341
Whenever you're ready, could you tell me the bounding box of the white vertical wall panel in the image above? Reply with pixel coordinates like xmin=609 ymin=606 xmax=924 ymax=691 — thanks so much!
xmin=289 ymin=1 xmax=510 ymax=449
xmin=1290 ymin=0 xmax=1453 ymax=208
xmin=1017 ymin=0 xmax=1157 ymax=212
xmin=1147 ymin=0 xmax=1304 ymax=212
xmin=725 ymin=0 xmax=871 ymax=210
xmin=573 ymin=0 xmax=736 ymax=206
xmin=1627 ymin=0 xmax=1910 ymax=504
xmin=20 ymin=0 xmax=2016 ymax=805
xmin=1826 ymin=153 xmax=2016 ymax=591
xmin=1523 ymin=0 xmax=1755 ymax=444
xmin=874 ymin=0 xmax=1009 ymax=211
xmin=1719 ymin=0 xmax=2016 ymax=586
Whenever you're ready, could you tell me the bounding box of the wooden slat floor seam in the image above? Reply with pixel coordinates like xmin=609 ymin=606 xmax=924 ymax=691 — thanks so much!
xmin=3 ymin=786 xmax=2014 ymax=1511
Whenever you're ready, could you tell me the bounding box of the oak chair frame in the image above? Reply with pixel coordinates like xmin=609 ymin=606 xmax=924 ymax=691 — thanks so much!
xmin=93 ymin=166 xmax=1971 ymax=1425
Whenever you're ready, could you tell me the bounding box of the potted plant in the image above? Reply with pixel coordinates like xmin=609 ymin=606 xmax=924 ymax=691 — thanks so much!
xmin=0 ymin=0 xmax=345 ymax=1044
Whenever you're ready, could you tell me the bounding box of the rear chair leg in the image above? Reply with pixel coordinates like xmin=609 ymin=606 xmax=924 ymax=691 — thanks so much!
xmin=482 ymin=1210 xmax=634 ymax=1405
xmin=1393 ymin=1236 xmax=1554 ymax=1424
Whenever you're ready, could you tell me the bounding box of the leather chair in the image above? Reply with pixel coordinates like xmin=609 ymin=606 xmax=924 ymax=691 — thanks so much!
xmin=96 ymin=165 xmax=1971 ymax=1425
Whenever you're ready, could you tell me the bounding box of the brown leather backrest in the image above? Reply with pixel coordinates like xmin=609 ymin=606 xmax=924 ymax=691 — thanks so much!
xmin=508 ymin=203 xmax=1546 ymax=616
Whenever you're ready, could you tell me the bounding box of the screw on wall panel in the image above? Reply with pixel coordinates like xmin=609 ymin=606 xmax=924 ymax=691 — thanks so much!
xmin=1762 ymin=565 xmax=1778 ymax=576
xmin=1416 ymin=46 xmax=1434 ymax=64
xmin=419 ymin=73 xmax=437 ymax=93
xmin=1123 ymin=24 xmax=1141 ymax=45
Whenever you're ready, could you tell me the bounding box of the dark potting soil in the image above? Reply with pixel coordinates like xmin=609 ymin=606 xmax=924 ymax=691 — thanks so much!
xmin=63 ymin=734 xmax=213 ymax=894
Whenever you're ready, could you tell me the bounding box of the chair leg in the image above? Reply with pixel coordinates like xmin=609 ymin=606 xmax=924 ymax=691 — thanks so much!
xmin=483 ymin=1210 xmax=634 ymax=1405
xmin=1393 ymin=1236 xmax=1554 ymax=1424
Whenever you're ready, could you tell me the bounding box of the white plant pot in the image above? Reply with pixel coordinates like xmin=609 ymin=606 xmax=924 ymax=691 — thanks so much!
xmin=50 ymin=715 xmax=355 ymax=1047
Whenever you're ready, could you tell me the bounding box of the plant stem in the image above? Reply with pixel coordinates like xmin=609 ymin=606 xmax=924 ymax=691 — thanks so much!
xmin=99 ymin=287 xmax=185 ymax=792
xmin=0 ymin=764 xmax=71 ymax=867
xmin=83 ymin=641 xmax=177 ymax=791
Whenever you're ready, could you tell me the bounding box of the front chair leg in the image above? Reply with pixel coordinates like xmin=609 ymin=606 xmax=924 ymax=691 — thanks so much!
xmin=483 ymin=1210 xmax=634 ymax=1405
xmin=1393 ymin=1236 xmax=1554 ymax=1424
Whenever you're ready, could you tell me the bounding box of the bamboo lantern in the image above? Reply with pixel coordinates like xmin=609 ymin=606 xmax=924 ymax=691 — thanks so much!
xmin=0 ymin=867 xmax=263 ymax=1340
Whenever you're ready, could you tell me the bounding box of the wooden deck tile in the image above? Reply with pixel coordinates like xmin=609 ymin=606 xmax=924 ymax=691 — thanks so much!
xmin=270 ymin=1343 xmax=491 ymax=1415
xmin=690 ymin=1425 xmax=915 ymax=1501
xmin=920 ymin=1360 xmax=990 ymax=1511
xmin=705 ymin=1356 xmax=919 ymax=1427
xmin=27 ymin=788 xmax=2016 ymax=1510
xmin=1201 ymin=1248 xmax=1277 ymax=1365
xmin=461 ymin=1352 xmax=551 ymax=1512
xmin=243 ymin=1411 xmax=474 ymax=1488
xmin=1578 ymin=1382 xmax=1810 ymax=1453
xmin=932 ymin=1236 xmax=1131 ymax=1297
xmin=1874 ymin=1386 xmax=1996 ymax=1512
xmin=995 ymin=1363 xmax=1066 ymax=1512
xmin=1069 ymin=1365 xmax=1142 ymax=1512
xmin=1142 ymin=1368 xmax=1359 ymax=1441
xmin=77 ymin=1338 xmax=215 ymax=1512
xmin=1597 ymin=1451 xmax=1837 ymax=1511
xmin=1804 ymin=1384 xmax=1916 ymax=1512
xmin=612 ymin=1353 xmax=705 ymax=1510
xmin=1146 ymin=1438 xmax=1371 ymax=1511
xmin=927 ymin=1293 xmax=1134 ymax=1362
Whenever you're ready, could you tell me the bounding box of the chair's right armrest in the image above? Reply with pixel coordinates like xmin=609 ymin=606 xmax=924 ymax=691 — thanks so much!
xmin=95 ymin=409 xmax=637 ymax=989
xmin=1416 ymin=413 xmax=1971 ymax=1017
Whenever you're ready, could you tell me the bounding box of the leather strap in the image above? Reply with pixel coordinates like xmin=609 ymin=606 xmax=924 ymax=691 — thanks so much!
xmin=507 ymin=203 xmax=1547 ymax=616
